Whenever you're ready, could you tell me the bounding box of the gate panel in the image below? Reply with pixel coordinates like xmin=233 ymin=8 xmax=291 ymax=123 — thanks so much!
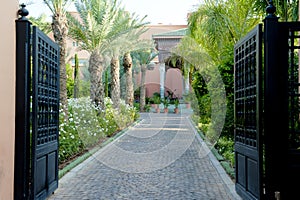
xmin=31 ymin=26 xmax=60 ymax=200
xmin=281 ymin=22 xmax=300 ymax=199
xmin=234 ymin=24 xmax=263 ymax=200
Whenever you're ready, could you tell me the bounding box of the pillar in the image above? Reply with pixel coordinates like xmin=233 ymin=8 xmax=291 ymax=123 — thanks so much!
xmin=159 ymin=63 xmax=165 ymax=99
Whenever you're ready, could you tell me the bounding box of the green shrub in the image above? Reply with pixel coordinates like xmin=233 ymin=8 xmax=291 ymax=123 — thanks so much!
xmin=59 ymin=97 xmax=139 ymax=164
xmin=215 ymin=137 xmax=235 ymax=167
xmin=144 ymin=104 xmax=151 ymax=112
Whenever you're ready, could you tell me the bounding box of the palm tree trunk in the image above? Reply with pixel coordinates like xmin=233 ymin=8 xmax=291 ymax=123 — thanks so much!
xmin=140 ymin=64 xmax=146 ymax=111
xmin=88 ymin=51 xmax=105 ymax=108
xmin=110 ymin=56 xmax=120 ymax=108
xmin=123 ymin=52 xmax=134 ymax=106
xmin=52 ymin=12 xmax=68 ymax=117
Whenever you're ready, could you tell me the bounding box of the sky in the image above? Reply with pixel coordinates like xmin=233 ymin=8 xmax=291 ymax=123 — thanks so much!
xmin=19 ymin=0 xmax=202 ymax=25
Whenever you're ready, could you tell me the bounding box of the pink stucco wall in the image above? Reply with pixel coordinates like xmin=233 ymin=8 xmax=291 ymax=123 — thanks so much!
xmin=165 ymin=68 xmax=183 ymax=99
xmin=135 ymin=64 xmax=184 ymax=99
xmin=0 ymin=1 xmax=18 ymax=199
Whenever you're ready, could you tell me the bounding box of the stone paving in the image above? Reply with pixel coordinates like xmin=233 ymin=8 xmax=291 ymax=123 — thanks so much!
xmin=48 ymin=113 xmax=241 ymax=200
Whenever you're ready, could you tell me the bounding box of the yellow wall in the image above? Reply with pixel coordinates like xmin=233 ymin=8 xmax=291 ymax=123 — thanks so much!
xmin=0 ymin=1 xmax=18 ymax=199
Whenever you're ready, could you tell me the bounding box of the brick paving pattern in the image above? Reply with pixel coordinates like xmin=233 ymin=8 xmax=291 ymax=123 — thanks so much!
xmin=48 ymin=113 xmax=241 ymax=200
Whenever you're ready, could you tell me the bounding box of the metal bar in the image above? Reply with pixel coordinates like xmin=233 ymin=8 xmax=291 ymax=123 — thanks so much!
xmin=256 ymin=23 xmax=264 ymax=200
xmin=264 ymin=12 xmax=289 ymax=200
xmin=14 ymin=9 xmax=32 ymax=200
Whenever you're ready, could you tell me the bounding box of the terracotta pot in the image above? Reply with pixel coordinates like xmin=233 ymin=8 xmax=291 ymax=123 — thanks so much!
xmin=151 ymin=104 xmax=158 ymax=109
xmin=185 ymin=103 xmax=190 ymax=109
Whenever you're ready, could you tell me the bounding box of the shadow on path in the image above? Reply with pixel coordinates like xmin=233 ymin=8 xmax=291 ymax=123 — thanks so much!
xmin=48 ymin=113 xmax=241 ymax=200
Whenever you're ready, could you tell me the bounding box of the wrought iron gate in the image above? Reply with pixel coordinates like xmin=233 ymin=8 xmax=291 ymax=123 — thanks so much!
xmin=235 ymin=3 xmax=300 ymax=199
xmin=15 ymin=5 xmax=60 ymax=200
xmin=264 ymin=20 xmax=300 ymax=200
xmin=234 ymin=24 xmax=263 ymax=200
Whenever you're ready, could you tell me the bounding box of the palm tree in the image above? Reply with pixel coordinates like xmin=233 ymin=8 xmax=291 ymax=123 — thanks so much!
xmin=131 ymin=49 xmax=157 ymax=111
xmin=120 ymin=30 xmax=154 ymax=107
xmin=123 ymin=52 xmax=134 ymax=106
xmin=68 ymin=0 xmax=121 ymax=107
xmin=108 ymin=10 xmax=148 ymax=108
xmin=180 ymin=0 xmax=262 ymax=142
xmin=165 ymin=53 xmax=193 ymax=95
xmin=254 ymin=0 xmax=298 ymax=21
xmin=28 ymin=14 xmax=52 ymax=34
xmin=43 ymin=0 xmax=72 ymax=117
xmin=110 ymin=54 xmax=120 ymax=108
xmin=188 ymin=0 xmax=262 ymax=65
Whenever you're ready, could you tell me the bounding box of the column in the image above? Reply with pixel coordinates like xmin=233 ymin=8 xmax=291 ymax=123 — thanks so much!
xmin=184 ymin=63 xmax=190 ymax=94
xmin=159 ymin=63 xmax=165 ymax=99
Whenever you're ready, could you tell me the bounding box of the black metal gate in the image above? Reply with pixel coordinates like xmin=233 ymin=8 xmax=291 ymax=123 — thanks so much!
xmin=264 ymin=20 xmax=300 ymax=200
xmin=15 ymin=5 xmax=60 ymax=200
xmin=235 ymin=3 xmax=300 ymax=200
xmin=234 ymin=24 xmax=263 ymax=200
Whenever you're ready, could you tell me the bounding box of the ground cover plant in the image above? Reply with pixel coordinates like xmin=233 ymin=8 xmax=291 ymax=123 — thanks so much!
xmin=59 ymin=96 xmax=139 ymax=165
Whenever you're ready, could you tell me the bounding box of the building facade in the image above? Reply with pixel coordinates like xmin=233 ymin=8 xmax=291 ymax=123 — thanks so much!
xmin=135 ymin=27 xmax=189 ymax=100
xmin=0 ymin=1 xmax=18 ymax=199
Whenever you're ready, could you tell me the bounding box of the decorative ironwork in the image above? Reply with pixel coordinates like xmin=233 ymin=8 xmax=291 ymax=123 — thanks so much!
xmin=235 ymin=36 xmax=259 ymax=148
xmin=17 ymin=3 xmax=29 ymax=20
xmin=234 ymin=24 xmax=263 ymax=200
xmin=266 ymin=0 xmax=276 ymax=18
xmin=15 ymin=7 xmax=60 ymax=198
xmin=287 ymin=28 xmax=300 ymax=150
xmin=31 ymin=26 xmax=60 ymax=199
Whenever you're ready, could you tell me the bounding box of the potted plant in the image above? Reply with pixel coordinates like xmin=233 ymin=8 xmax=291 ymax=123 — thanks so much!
xmin=144 ymin=103 xmax=151 ymax=112
xmin=162 ymin=97 xmax=169 ymax=113
xmin=174 ymin=98 xmax=179 ymax=114
xmin=153 ymin=95 xmax=161 ymax=113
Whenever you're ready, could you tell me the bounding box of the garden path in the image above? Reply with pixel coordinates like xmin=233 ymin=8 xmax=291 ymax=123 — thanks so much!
xmin=48 ymin=113 xmax=241 ymax=200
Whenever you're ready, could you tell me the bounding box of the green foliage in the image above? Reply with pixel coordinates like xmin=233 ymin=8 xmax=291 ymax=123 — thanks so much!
xmin=78 ymin=80 xmax=90 ymax=97
xmin=173 ymin=98 xmax=179 ymax=108
xmin=68 ymin=0 xmax=149 ymax=54
xmin=162 ymin=97 xmax=169 ymax=108
xmin=222 ymin=94 xmax=234 ymax=138
xmin=29 ymin=14 xmax=52 ymax=34
xmin=254 ymin=0 xmax=298 ymax=21
xmin=105 ymin=69 xmax=109 ymax=97
xmin=74 ymin=54 xmax=80 ymax=98
xmin=186 ymin=0 xmax=262 ymax=170
xmin=131 ymin=49 xmax=158 ymax=66
xmin=133 ymin=102 xmax=140 ymax=111
xmin=66 ymin=63 xmax=74 ymax=98
xmin=152 ymin=95 xmax=161 ymax=104
xmin=59 ymin=97 xmax=139 ymax=164
xmin=144 ymin=104 xmax=151 ymax=112
xmin=215 ymin=136 xmax=235 ymax=167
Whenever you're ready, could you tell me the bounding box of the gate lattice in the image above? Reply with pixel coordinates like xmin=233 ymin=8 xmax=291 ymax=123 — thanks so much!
xmin=31 ymin=26 xmax=60 ymax=200
xmin=235 ymin=3 xmax=300 ymax=199
xmin=234 ymin=24 xmax=263 ymax=200
xmin=15 ymin=5 xmax=60 ymax=200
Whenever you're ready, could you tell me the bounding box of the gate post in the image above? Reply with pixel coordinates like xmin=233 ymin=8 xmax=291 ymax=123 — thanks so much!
xmin=15 ymin=4 xmax=31 ymax=200
xmin=264 ymin=1 xmax=289 ymax=199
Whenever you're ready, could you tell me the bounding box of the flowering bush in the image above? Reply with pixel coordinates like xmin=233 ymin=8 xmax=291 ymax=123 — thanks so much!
xmin=59 ymin=97 xmax=139 ymax=164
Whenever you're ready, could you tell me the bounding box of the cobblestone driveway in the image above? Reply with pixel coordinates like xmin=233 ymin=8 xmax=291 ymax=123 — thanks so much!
xmin=48 ymin=113 xmax=241 ymax=200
